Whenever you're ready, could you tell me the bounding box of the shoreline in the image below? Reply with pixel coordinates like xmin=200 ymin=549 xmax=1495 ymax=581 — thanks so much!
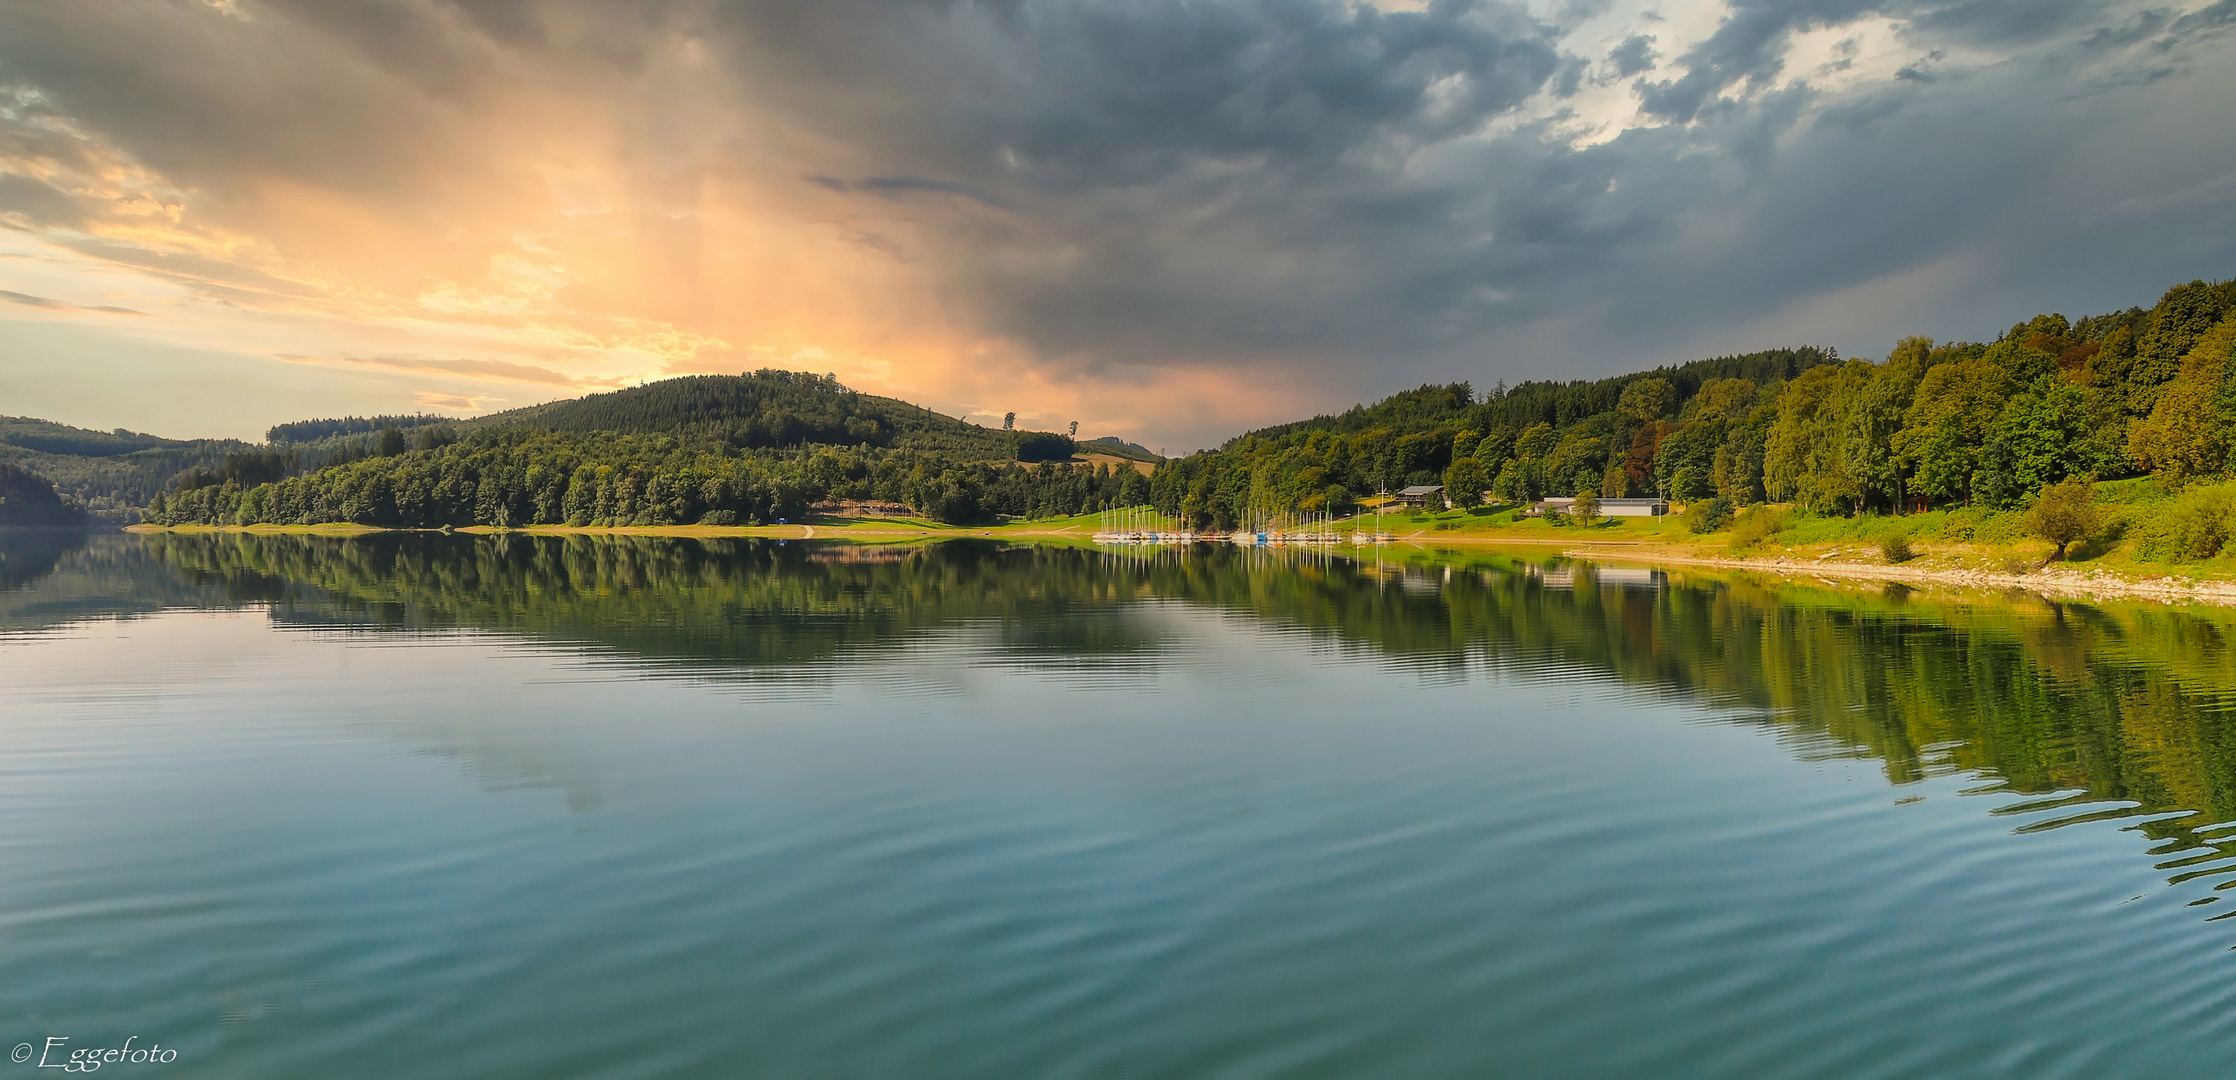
xmin=123 ymin=521 xmax=2236 ymax=607
xmin=1569 ymin=544 xmax=2236 ymax=606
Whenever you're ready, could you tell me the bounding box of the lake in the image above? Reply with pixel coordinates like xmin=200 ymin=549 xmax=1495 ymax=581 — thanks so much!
xmin=8 ymin=531 xmax=2236 ymax=1077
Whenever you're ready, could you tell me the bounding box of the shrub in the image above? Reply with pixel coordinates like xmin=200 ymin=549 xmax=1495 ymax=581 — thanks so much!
xmin=1686 ymin=497 xmax=1734 ymax=534
xmin=1880 ymin=533 xmax=1916 ymax=564
xmin=1729 ymin=506 xmax=1788 ymax=549
xmin=2002 ymin=555 xmax=2037 ymax=575
xmin=2024 ymin=479 xmax=2099 ymax=560
xmin=2170 ymin=486 xmax=2234 ymax=561
xmin=1973 ymin=511 xmax=2028 ymax=545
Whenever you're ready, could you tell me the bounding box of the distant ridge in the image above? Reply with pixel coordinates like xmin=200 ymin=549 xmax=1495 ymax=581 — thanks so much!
xmin=1229 ymin=346 xmax=1837 ymax=448
xmin=0 ymin=416 xmax=186 ymax=456
xmin=268 ymin=414 xmax=449 ymax=444
xmin=455 ymin=370 xmax=1053 ymax=458
xmin=1077 ymin=436 xmax=1161 ymax=463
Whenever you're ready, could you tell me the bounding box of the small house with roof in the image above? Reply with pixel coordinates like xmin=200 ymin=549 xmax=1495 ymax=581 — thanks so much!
xmin=1393 ymin=484 xmax=1446 ymax=509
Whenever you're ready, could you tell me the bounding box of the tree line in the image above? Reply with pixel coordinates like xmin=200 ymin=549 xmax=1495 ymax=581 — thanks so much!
xmin=146 ymin=426 xmax=1151 ymax=527
xmin=445 ymin=368 xmax=1075 ymax=460
xmin=267 ymin=413 xmax=452 ymax=444
xmin=143 ymin=275 xmax=2234 ymax=532
xmin=1147 ymin=278 xmax=2234 ymax=531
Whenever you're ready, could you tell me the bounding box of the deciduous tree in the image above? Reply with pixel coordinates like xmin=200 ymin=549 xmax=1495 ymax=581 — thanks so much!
xmin=2024 ymin=479 xmax=2099 ymax=560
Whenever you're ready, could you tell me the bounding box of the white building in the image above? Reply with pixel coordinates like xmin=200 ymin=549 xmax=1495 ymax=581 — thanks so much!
xmin=1529 ymin=497 xmax=1668 ymax=517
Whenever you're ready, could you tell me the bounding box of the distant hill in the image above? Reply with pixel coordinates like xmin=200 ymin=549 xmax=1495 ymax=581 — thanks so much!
xmin=268 ymin=414 xmax=451 ymax=444
xmin=0 ymin=417 xmax=250 ymax=524
xmin=10 ymin=371 xmax=1096 ymax=523
xmin=0 ymin=416 xmax=190 ymax=457
xmin=456 ymin=369 xmax=1051 ymax=459
xmin=1077 ymin=436 xmax=1162 ymax=463
xmin=0 ymin=462 xmax=88 ymax=527
xmin=1150 ymin=274 xmax=2236 ymax=531
xmin=1230 ymin=346 xmax=1836 ymax=448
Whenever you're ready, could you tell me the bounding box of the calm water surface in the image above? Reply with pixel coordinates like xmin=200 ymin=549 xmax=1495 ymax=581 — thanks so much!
xmin=8 ymin=532 xmax=2236 ymax=1077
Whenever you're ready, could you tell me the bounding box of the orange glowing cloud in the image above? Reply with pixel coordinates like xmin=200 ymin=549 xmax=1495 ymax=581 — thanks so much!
xmin=0 ymin=1 xmax=1400 ymax=446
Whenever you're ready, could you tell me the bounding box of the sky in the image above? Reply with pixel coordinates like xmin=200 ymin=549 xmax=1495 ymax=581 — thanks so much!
xmin=1 ymin=0 xmax=2233 ymax=450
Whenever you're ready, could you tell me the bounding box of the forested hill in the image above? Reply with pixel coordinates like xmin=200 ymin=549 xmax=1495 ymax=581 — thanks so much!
xmin=1 ymin=417 xmax=183 ymax=456
xmin=263 ymin=371 xmax=1078 ymax=461
xmin=268 ymin=414 xmax=450 ymax=444
xmin=1232 ymin=347 xmax=1835 ymax=448
xmin=1078 ymin=436 xmax=1162 ymax=463
xmin=26 ymin=368 xmax=1118 ymax=529
xmin=145 ymin=371 xmax=1128 ymax=529
xmin=0 ymin=463 xmax=87 ymax=527
xmin=0 ymin=417 xmax=251 ymax=524
xmin=1147 ymin=276 xmax=2236 ymax=531
xmin=453 ymin=370 xmax=1044 ymax=458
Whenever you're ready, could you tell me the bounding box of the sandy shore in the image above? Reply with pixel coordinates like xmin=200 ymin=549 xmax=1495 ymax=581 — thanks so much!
xmin=1571 ymin=545 xmax=2236 ymax=606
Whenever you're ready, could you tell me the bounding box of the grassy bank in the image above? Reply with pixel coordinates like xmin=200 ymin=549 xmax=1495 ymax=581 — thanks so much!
xmin=127 ymin=476 xmax=2236 ymax=601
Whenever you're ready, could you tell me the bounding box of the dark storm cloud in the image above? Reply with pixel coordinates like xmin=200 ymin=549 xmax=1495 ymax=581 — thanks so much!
xmin=2 ymin=0 xmax=2234 ymax=429
xmin=1634 ymin=0 xmax=2124 ymax=123
xmin=982 ymin=0 xmax=1564 ymax=175
xmin=694 ymin=0 xmax=1568 ymax=187
xmin=1635 ymin=1 xmax=1859 ymax=121
xmin=663 ymin=0 xmax=2233 ymax=384
xmin=740 ymin=0 xmax=2083 ymax=369
xmin=676 ymin=0 xmax=1588 ymax=363
xmin=1608 ymin=33 xmax=1662 ymax=75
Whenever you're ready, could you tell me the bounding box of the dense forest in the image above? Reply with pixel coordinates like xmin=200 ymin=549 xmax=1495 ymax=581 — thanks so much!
xmin=1146 ymin=278 xmax=2235 ymax=531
